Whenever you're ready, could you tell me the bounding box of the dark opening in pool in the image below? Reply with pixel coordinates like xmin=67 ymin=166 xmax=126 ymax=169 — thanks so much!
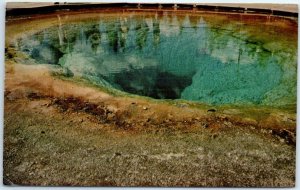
xmin=113 ymin=69 xmax=194 ymax=99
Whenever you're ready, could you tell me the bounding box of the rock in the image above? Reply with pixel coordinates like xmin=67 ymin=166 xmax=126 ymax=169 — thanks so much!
xmin=143 ymin=106 xmax=148 ymax=110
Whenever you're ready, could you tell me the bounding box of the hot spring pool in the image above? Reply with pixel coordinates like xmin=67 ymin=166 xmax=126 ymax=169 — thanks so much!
xmin=15 ymin=11 xmax=297 ymax=107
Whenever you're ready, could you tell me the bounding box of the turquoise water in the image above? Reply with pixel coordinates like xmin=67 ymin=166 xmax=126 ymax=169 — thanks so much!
xmin=17 ymin=12 xmax=297 ymax=107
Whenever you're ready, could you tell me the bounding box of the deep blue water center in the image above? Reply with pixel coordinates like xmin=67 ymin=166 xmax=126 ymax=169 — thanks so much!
xmin=17 ymin=12 xmax=297 ymax=106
